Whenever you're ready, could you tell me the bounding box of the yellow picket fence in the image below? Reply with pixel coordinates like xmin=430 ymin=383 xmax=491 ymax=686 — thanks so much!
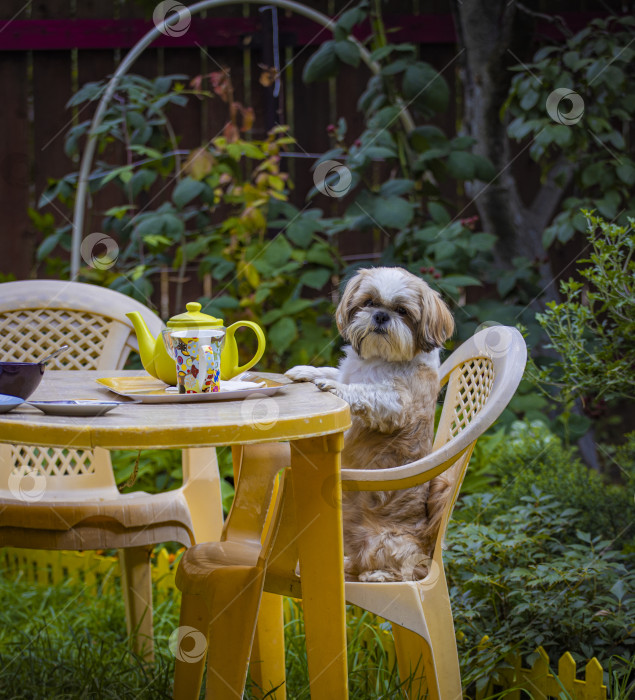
xmin=477 ymin=647 xmax=607 ymax=700
xmin=1 ymin=547 xmax=608 ymax=699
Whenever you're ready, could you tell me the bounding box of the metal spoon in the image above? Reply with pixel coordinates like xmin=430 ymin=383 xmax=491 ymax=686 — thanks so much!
xmin=38 ymin=344 xmax=69 ymax=367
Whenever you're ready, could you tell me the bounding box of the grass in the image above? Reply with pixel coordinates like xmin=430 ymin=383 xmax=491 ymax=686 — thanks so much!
xmin=2 ymin=563 xmax=633 ymax=699
xmin=0 ymin=567 xmax=404 ymax=699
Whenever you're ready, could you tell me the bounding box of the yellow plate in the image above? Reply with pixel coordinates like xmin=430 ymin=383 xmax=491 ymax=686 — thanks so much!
xmin=96 ymin=373 xmax=284 ymax=404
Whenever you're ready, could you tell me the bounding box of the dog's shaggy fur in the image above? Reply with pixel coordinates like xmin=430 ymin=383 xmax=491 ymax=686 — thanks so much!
xmin=286 ymin=266 xmax=455 ymax=582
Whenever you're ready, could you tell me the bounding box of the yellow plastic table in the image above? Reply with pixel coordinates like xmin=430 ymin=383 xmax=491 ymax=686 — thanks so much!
xmin=0 ymin=370 xmax=352 ymax=698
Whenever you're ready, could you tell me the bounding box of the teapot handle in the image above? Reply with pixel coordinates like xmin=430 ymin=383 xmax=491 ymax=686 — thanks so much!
xmin=222 ymin=321 xmax=266 ymax=380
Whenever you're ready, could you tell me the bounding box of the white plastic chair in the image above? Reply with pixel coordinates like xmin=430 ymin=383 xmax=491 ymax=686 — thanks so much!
xmin=339 ymin=326 xmax=527 ymax=699
xmin=0 ymin=279 xmax=224 ymax=660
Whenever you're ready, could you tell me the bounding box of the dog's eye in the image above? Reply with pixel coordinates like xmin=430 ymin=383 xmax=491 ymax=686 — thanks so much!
xmin=364 ymin=299 xmax=378 ymax=307
xmin=396 ymin=306 xmax=408 ymax=315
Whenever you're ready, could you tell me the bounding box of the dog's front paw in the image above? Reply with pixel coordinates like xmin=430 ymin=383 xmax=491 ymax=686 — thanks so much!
xmin=285 ymin=365 xmax=322 ymax=382
xmin=358 ymin=569 xmax=400 ymax=583
xmin=314 ymin=378 xmax=340 ymax=393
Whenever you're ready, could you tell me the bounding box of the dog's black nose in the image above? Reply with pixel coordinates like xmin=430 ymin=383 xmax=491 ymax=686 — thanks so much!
xmin=372 ymin=310 xmax=390 ymax=326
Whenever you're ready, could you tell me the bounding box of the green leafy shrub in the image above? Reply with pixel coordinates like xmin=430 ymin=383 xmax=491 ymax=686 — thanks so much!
xmin=462 ymin=420 xmax=634 ymax=545
xmin=505 ymin=16 xmax=635 ymax=247
xmin=299 ymin=0 xmax=547 ymax=344
xmin=447 ymin=493 xmax=635 ymax=691
xmin=39 ymin=71 xmax=343 ymax=371
xmin=533 ymin=214 xmax=635 ymax=420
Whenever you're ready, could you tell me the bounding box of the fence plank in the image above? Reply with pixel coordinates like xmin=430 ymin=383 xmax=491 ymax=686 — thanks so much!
xmin=76 ymin=0 xmax=123 ymax=238
xmin=583 ymin=657 xmax=607 ymax=700
xmin=31 ymin=0 xmax=74 ymax=271
xmin=0 ymin=0 xmax=33 ymax=280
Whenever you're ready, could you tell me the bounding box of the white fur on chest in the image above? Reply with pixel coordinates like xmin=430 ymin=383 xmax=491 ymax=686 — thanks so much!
xmin=337 ymin=345 xmax=440 ymax=385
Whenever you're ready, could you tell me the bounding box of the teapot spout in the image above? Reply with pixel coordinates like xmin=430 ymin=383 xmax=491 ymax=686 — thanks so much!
xmin=126 ymin=311 xmax=158 ymax=378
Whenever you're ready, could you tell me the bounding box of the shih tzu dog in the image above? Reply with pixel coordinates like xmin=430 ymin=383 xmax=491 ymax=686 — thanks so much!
xmin=286 ymin=266 xmax=454 ymax=582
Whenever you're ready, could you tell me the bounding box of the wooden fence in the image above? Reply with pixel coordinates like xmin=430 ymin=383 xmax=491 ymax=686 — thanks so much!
xmin=2 ymin=545 xmax=608 ymax=699
xmin=0 ymin=1 xmax=610 ymax=287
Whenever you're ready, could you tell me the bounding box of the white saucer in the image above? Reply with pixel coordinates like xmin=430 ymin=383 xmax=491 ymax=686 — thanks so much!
xmin=0 ymin=394 xmax=24 ymax=414
xmin=28 ymin=400 xmax=122 ymax=416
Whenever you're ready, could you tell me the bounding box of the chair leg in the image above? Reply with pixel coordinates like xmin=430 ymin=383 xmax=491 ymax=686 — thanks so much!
xmin=250 ymin=592 xmax=286 ymax=699
xmin=393 ymin=624 xmax=430 ymax=700
xmin=119 ymin=545 xmax=154 ymax=662
xmin=173 ymin=592 xmax=210 ymax=700
xmin=393 ymin=621 xmax=462 ymax=700
xmin=205 ymin=566 xmax=266 ymax=700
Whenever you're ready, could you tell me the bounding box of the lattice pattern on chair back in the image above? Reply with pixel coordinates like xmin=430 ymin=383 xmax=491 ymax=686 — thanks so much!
xmin=0 ymin=308 xmax=113 ymax=368
xmin=447 ymin=357 xmax=495 ymax=440
xmin=9 ymin=445 xmax=95 ymax=477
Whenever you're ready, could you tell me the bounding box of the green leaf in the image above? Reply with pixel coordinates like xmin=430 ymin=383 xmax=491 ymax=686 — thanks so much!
xmin=100 ymin=165 xmax=133 ymax=187
xmin=469 ymin=232 xmax=497 ymax=251
xmin=519 ymin=87 xmax=539 ymax=110
xmin=610 ymin=579 xmax=626 ymax=603
xmin=300 ymin=267 xmax=331 ymax=289
xmin=402 ymin=62 xmax=449 ymax=115
xmin=428 ymin=202 xmax=450 ymax=225
xmin=36 ymin=231 xmax=62 ymax=261
xmin=542 ymin=224 xmax=558 ymax=249
xmin=306 ymin=243 xmax=336 ymax=268
xmin=616 ymin=161 xmax=635 ymax=185
xmin=261 ymin=235 xmax=293 ymax=267
xmin=173 ymin=177 xmax=205 ymax=208
xmin=380 ymin=59 xmax=408 ymax=76
xmin=335 ymin=7 xmax=365 ymax=34
xmin=287 ymin=217 xmax=322 ymax=248
xmin=441 ymin=274 xmax=481 ymax=287
xmin=429 ymin=239 xmax=455 ymax=261
xmin=368 ymin=106 xmax=401 ymax=130
xmin=409 ymin=125 xmax=448 ymax=152
xmin=473 ymin=155 xmax=497 ymax=182
xmin=129 ymin=170 xmax=157 ymax=199
xmin=446 ymin=151 xmax=476 ymax=180
xmin=597 ymin=190 xmax=620 ymax=220
xmin=581 ymin=162 xmax=604 ymax=188
xmin=303 ymin=41 xmax=339 ymax=83
xmin=281 ymin=298 xmax=314 ymax=315
xmin=451 ymin=135 xmax=476 ymax=150
xmin=369 ymin=46 xmax=394 ymax=62
xmin=363 ymin=145 xmax=398 ymax=159
xmin=334 ymin=40 xmax=360 ymax=67
xmin=373 ymin=196 xmax=414 ymax=229
xmin=379 ymin=179 xmax=414 ymax=197
xmin=552 ymin=125 xmax=573 ymax=147
xmin=268 ymin=317 xmax=297 ymax=354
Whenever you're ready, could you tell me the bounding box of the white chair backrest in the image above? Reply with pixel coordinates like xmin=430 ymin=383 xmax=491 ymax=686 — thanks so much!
xmin=0 ymin=279 xmax=163 ymax=369
xmin=433 ymin=326 xmax=527 ymax=539
xmin=0 ymin=280 xmax=164 ymax=496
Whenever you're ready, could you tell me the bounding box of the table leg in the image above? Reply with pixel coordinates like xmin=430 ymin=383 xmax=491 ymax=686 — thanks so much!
xmin=291 ymin=434 xmax=348 ymax=699
xmin=119 ymin=545 xmax=154 ymax=662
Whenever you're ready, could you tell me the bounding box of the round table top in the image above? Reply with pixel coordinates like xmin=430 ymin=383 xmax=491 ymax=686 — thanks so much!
xmin=0 ymin=370 xmax=351 ymax=449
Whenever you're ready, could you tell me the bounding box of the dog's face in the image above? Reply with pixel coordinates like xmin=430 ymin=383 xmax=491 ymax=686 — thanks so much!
xmin=335 ymin=267 xmax=454 ymax=361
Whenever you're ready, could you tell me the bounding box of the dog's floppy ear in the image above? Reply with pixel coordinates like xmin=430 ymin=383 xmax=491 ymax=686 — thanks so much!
xmin=335 ymin=271 xmax=365 ymax=341
xmin=417 ymin=286 xmax=454 ymax=352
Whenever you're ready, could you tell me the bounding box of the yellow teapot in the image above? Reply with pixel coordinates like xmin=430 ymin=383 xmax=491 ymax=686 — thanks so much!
xmin=126 ymin=302 xmax=266 ymax=385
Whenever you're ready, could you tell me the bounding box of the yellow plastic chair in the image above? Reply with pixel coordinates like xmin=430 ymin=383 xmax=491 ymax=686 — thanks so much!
xmin=0 ymin=279 xmax=224 ymax=660
xmin=174 ymin=442 xmax=290 ymax=699
xmin=173 ymin=326 xmax=526 ymax=699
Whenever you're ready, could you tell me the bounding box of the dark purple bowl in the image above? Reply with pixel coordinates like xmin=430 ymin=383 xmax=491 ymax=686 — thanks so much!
xmin=0 ymin=362 xmax=45 ymax=400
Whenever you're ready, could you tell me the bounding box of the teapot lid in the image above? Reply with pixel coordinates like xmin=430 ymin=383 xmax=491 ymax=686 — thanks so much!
xmin=167 ymin=302 xmax=223 ymax=328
